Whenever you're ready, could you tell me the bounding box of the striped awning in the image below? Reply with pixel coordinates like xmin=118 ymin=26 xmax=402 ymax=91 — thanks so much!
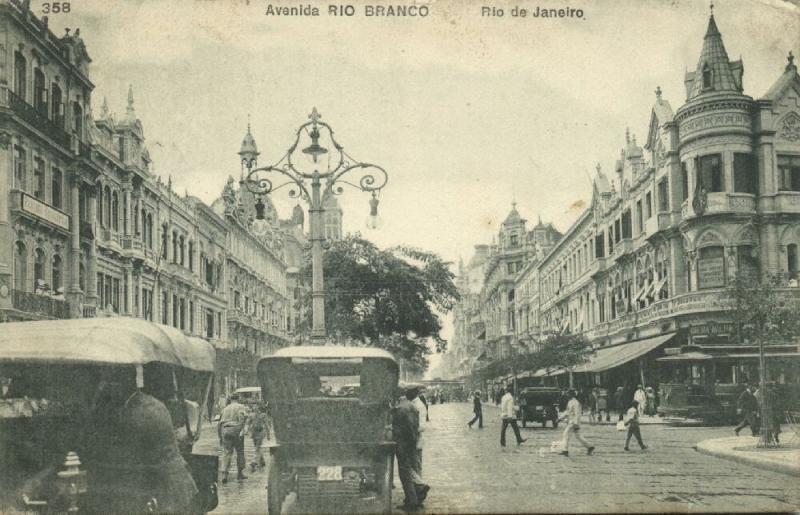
xmin=572 ymin=332 xmax=677 ymax=373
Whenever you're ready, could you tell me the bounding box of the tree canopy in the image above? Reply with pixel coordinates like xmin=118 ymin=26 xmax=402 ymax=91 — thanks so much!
xmin=474 ymin=332 xmax=593 ymax=382
xmin=298 ymin=235 xmax=459 ymax=374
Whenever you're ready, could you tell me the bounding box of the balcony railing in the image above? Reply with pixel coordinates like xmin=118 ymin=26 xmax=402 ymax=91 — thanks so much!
xmin=6 ymin=89 xmax=71 ymax=149
xmin=12 ymin=289 xmax=70 ymax=319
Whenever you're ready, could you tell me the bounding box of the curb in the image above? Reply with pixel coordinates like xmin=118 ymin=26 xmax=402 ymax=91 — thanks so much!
xmin=695 ymin=437 xmax=800 ymax=477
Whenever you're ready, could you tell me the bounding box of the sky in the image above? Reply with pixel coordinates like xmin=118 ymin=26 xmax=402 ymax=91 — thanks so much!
xmin=36 ymin=0 xmax=800 ymax=374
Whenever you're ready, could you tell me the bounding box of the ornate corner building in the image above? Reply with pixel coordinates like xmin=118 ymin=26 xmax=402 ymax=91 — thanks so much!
xmin=441 ymin=11 xmax=800 ymax=390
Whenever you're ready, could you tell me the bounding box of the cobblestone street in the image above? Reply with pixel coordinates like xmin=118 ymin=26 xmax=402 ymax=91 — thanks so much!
xmin=196 ymin=402 xmax=800 ymax=513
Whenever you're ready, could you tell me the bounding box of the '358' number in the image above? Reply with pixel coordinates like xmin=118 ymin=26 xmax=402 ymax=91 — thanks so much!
xmin=42 ymin=2 xmax=71 ymax=14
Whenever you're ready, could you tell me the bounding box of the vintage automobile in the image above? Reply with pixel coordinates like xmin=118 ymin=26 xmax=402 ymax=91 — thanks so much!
xmin=257 ymin=346 xmax=398 ymax=515
xmin=233 ymin=386 xmax=263 ymax=407
xmin=516 ymin=387 xmax=560 ymax=428
xmin=0 ymin=318 xmax=219 ymax=513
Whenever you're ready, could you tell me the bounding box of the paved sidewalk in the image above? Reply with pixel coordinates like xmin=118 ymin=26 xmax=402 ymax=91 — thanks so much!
xmin=696 ymin=436 xmax=800 ymax=477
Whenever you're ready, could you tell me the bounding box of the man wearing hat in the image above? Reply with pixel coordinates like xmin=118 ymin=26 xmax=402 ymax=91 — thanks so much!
xmin=393 ymin=383 xmax=429 ymax=510
xmin=467 ymin=390 xmax=483 ymax=429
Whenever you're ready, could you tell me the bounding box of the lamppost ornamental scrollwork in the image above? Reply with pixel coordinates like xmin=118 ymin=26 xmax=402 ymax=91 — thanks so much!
xmin=240 ymin=108 xmax=388 ymax=342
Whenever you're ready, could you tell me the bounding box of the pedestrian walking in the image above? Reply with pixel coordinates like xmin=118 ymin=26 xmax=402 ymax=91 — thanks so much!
xmin=393 ymin=385 xmax=429 ymax=511
xmin=645 ymin=387 xmax=657 ymax=416
xmin=468 ymin=390 xmax=483 ymax=429
xmin=597 ymin=388 xmax=610 ymax=422
xmin=633 ymin=385 xmax=647 ymax=416
xmin=588 ymin=388 xmax=598 ymax=424
xmin=500 ymin=384 xmax=526 ymax=447
xmin=410 ymin=386 xmax=427 ymax=481
xmin=249 ymin=402 xmax=269 ymax=472
xmin=218 ymin=392 xmax=249 ymax=484
xmin=623 ymin=400 xmax=648 ymax=450
xmin=614 ymin=386 xmax=625 ymax=421
xmin=558 ymin=389 xmax=595 ymax=457
xmin=417 ymin=389 xmax=430 ymax=422
xmin=734 ymin=383 xmax=759 ymax=436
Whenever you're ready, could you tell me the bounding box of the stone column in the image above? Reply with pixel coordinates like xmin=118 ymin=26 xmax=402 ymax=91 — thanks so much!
xmin=764 ymin=223 xmax=780 ymax=276
xmin=165 ymin=288 xmax=173 ymax=326
xmin=669 ymin=235 xmax=687 ymax=296
xmin=86 ymin=187 xmax=98 ymax=302
xmin=125 ymin=266 xmax=133 ymax=315
xmin=0 ymin=132 xmax=12 ymax=313
xmin=66 ymin=173 xmax=82 ymax=317
xmin=123 ymin=187 xmax=132 ymax=237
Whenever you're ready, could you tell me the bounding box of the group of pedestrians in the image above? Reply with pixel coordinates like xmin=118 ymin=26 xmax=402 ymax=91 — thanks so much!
xmin=465 ymin=386 xmax=649 ymax=454
xmin=734 ymin=381 xmax=782 ymax=442
xmin=217 ymin=393 xmax=271 ymax=484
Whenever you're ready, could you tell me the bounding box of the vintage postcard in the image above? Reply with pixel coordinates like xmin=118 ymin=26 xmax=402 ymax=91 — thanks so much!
xmin=0 ymin=0 xmax=798 ymax=513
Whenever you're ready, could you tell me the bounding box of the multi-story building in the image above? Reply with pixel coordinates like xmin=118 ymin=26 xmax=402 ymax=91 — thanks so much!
xmin=440 ymin=206 xmax=560 ymax=378
xmin=443 ymin=10 xmax=800 ymax=390
xmin=533 ymin=11 xmax=800 ymax=391
xmin=0 ymin=1 xmax=309 ymax=394
xmin=0 ymin=0 xmax=94 ymax=322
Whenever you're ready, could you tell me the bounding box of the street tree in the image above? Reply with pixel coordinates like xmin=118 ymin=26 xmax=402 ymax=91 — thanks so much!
xmin=728 ymin=271 xmax=800 ymax=447
xmin=476 ymin=332 xmax=592 ymax=386
xmin=297 ymin=234 xmax=459 ymax=373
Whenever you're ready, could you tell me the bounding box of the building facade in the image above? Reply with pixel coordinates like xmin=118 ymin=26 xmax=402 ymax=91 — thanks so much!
xmin=0 ymin=1 xmax=310 ymax=394
xmin=442 ymin=11 xmax=800 ymax=391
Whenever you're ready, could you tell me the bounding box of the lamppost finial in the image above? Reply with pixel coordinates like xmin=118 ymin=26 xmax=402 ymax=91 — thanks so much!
xmin=309 ymin=107 xmax=322 ymax=124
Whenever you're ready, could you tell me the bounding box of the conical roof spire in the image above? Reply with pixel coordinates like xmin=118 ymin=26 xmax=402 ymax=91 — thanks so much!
xmin=125 ymin=85 xmax=135 ymax=120
xmin=686 ymin=6 xmax=742 ymax=99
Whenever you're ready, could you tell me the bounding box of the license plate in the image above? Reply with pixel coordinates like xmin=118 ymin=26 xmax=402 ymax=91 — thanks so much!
xmin=317 ymin=466 xmax=343 ymax=481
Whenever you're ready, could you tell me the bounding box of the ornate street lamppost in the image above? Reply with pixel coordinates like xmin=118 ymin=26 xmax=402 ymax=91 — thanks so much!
xmin=240 ymin=108 xmax=388 ymax=343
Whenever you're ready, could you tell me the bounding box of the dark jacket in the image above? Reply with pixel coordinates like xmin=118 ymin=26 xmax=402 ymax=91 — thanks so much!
xmin=473 ymin=395 xmax=482 ymax=413
xmin=738 ymin=389 xmax=758 ymax=413
xmin=85 ymin=391 xmax=198 ymax=514
xmin=392 ymin=398 xmax=419 ymax=450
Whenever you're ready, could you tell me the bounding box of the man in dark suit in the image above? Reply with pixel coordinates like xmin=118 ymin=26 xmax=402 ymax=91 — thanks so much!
xmin=467 ymin=390 xmax=483 ymax=429
xmin=393 ymin=385 xmax=428 ymax=511
xmin=734 ymin=383 xmax=759 ymax=436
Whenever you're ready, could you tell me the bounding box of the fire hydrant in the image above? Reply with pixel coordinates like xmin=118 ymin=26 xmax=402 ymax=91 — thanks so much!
xmin=56 ymin=451 xmax=87 ymax=513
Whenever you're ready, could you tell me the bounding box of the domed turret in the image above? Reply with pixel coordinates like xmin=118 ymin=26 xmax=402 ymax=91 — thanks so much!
xmin=292 ymin=203 xmax=305 ymax=228
xmin=238 ymin=121 xmax=259 ymax=168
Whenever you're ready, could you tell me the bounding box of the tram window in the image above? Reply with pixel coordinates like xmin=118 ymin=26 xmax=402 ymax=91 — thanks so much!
xmin=716 ymin=365 xmax=734 ymax=384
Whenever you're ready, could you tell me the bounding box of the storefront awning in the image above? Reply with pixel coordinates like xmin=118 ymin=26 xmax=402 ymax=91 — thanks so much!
xmin=573 ymin=332 xmax=677 ymax=373
xmin=532 ymin=367 xmax=567 ymax=377
xmin=657 ymin=351 xmax=712 ymax=362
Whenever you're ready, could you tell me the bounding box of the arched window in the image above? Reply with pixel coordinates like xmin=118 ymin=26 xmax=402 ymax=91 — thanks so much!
xmin=172 ymin=231 xmax=178 ymax=263
xmin=96 ymin=183 xmax=104 ymax=225
xmin=161 ymin=224 xmax=169 ymax=260
xmin=51 ymin=83 xmax=63 ymax=126
xmin=34 ymin=248 xmax=45 ymax=292
xmin=79 ymin=262 xmax=86 ymax=292
xmin=188 ymin=241 xmax=195 ymax=272
xmin=33 ymin=62 xmax=46 ymax=115
xmin=51 ymin=168 xmax=62 ymax=209
xmin=15 ymin=242 xmax=27 ymax=291
xmin=788 ymin=244 xmax=798 ymax=281
xmin=103 ymin=186 xmax=111 ymax=227
xmin=702 ymin=64 xmax=713 ymax=90
xmin=147 ymin=214 xmax=154 ymax=249
xmin=73 ymin=102 xmax=83 ymax=138
xmin=52 ymin=254 xmax=62 ymax=292
xmin=179 ymin=235 xmax=185 ymax=266
xmin=14 ymin=51 xmax=27 ymax=100
xmin=698 ymin=246 xmax=725 ymax=289
xmin=111 ymin=191 xmax=119 ymax=231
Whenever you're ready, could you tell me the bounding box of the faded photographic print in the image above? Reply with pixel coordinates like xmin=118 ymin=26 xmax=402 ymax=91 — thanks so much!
xmin=0 ymin=0 xmax=798 ymax=513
